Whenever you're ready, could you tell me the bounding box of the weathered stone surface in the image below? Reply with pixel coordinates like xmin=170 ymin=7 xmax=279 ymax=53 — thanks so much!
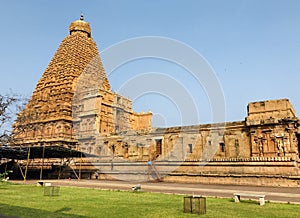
xmin=13 ymin=16 xmax=152 ymax=151
xmin=12 ymin=16 xmax=300 ymax=186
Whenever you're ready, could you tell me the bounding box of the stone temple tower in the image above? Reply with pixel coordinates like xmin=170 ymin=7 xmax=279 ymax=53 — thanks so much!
xmin=13 ymin=15 xmax=152 ymax=153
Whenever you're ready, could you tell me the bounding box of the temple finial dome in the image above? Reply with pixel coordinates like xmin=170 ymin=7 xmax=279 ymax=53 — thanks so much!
xmin=80 ymin=13 xmax=84 ymax=20
xmin=69 ymin=14 xmax=91 ymax=37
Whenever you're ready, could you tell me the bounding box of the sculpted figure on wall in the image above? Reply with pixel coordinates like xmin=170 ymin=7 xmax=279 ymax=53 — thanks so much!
xmin=251 ymin=131 xmax=265 ymax=157
xmin=257 ymin=138 xmax=264 ymax=156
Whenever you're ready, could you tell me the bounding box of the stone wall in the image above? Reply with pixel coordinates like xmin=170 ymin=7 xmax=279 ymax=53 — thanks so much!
xmin=11 ymin=17 xmax=300 ymax=186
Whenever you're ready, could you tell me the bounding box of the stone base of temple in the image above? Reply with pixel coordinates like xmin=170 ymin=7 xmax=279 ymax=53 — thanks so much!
xmin=90 ymin=159 xmax=300 ymax=187
xmin=163 ymin=174 xmax=300 ymax=187
xmin=7 ymin=157 xmax=300 ymax=187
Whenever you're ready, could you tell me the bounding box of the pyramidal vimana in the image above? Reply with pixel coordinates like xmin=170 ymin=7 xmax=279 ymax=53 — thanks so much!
xmin=11 ymin=15 xmax=300 ymax=186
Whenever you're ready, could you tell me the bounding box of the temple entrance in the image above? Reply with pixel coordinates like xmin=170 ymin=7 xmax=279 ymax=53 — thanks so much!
xmin=155 ymin=139 xmax=162 ymax=158
xmin=123 ymin=143 xmax=129 ymax=159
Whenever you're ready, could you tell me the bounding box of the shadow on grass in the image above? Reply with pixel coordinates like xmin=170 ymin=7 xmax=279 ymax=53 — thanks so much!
xmin=228 ymin=198 xmax=262 ymax=205
xmin=0 ymin=182 xmax=11 ymax=189
xmin=54 ymin=207 xmax=72 ymax=213
xmin=0 ymin=203 xmax=87 ymax=218
xmin=0 ymin=187 xmax=9 ymax=190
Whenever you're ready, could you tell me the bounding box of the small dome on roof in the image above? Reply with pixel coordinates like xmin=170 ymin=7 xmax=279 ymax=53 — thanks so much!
xmin=69 ymin=14 xmax=91 ymax=37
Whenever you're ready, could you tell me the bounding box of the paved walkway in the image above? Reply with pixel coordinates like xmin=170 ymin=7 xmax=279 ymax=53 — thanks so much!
xmin=13 ymin=179 xmax=300 ymax=204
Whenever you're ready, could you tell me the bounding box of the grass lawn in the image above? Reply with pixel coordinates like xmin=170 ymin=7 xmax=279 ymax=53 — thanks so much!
xmin=0 ymin=182 xmax=299 ymax=218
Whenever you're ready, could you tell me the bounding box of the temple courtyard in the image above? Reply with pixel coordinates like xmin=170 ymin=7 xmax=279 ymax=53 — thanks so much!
xmin=12 ymin=179 xmax=300 ymax=204
xmin=0 ymin=180 xmax=300 ymax=218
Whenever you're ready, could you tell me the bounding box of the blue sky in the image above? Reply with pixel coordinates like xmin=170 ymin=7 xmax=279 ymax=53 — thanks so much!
xmin=1 ymin=1 xmax=300 ymax=127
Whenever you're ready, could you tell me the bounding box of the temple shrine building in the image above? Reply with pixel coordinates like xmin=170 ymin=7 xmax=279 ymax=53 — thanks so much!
xmin=11 ymin=16 xmax=300 ymax=186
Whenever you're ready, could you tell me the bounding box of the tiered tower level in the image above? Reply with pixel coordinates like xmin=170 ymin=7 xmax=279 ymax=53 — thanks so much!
xmin=13 ymin=15 xmax=152 ymax=151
